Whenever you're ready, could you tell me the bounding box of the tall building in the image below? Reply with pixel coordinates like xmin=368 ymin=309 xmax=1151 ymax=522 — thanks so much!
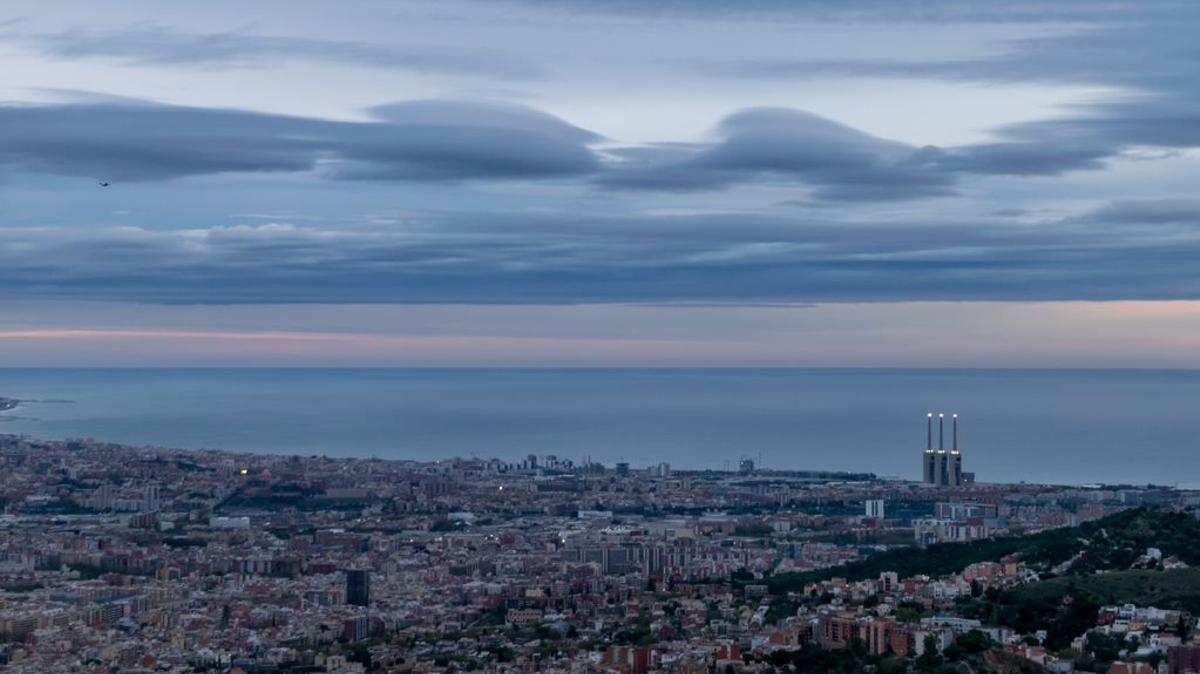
xmin=345 ymin=569 xmax=370 ymax=607
xmin=90 ymin=483 xmax=114 ymax=511
xmin=865 ymin=499 xmax=885 ymax=519
xmin=922 ymin=412 xmax=965 ymax=487
xmin=142 ymin=484 xmax=160 ymax=512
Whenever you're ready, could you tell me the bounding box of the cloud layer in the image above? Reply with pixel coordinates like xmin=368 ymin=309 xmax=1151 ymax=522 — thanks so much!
xmin=0 ymin=98 xmax=1156 ymax=202
xmin=6 ymin=22 xmax=545 ymax=78
xmin=3 ymin=202 xmax=1200 ymax=304
xmin=0 ymin=0 xmax=1198 ymax=312
xmin=0 ymin=99 xmax=601 ymax=182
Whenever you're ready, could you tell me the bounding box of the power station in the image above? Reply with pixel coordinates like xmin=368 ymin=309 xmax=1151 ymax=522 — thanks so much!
xmin=922 ymin=412 xmax=966 ymax=487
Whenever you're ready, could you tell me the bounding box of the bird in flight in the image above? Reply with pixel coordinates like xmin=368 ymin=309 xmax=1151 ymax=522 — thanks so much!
xmin=98 ymin=181 xmax=110 ymax=187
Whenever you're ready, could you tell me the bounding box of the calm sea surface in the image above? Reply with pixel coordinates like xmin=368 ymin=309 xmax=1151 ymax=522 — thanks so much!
xmin=0 ymin=368 xmax=1195 ymax=486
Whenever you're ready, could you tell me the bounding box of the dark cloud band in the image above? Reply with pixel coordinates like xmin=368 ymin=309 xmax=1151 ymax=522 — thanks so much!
xmin=0 ymin=99 xmax=1159 ymax=201
xmin=2 ymin=205 xmax=1199 ymax=304
xmin=0 ymin=99 xmax=602 ymax=182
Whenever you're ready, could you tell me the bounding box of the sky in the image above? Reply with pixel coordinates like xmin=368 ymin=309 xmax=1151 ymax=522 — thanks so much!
xmin=2 ymin=0 xmax=1200 ymax=367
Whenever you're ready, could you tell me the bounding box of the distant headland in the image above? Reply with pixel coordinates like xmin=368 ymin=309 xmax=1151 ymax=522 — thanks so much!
xmin=0 ymin=397 xmax=18 ymax=412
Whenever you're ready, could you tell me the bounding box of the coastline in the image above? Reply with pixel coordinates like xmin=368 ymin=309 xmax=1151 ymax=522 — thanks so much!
xmin=0 ymin=397 xmax=18 ymax=412
xmin=0 ymin=368 xmax=1198 ymax=485
xmin=0 ymin=429 xmax=1188 ymax=492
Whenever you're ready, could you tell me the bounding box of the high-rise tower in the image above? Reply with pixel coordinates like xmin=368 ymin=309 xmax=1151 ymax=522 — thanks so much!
xmin=346 ymin=569 xmax=370 ymax=607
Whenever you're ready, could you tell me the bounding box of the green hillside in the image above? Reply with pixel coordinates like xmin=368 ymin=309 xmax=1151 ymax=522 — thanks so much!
xmin=957 ymin=567 xmax=1200 ymax=650
xmin=768 ymin=507 xmax=1200 ymax=594
xmin=1012 ymin=567 xmax=1200 ymax=611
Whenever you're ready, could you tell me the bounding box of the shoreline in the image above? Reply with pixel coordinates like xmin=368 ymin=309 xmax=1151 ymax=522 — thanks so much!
xmin=0 ymin=430 xmax=1188 ymax=492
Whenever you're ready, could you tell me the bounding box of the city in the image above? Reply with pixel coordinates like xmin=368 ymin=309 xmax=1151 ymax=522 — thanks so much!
xmin=4 ymin=0 xmax=1200 ymax=672
xmin=0 ymin=418 xmax=1196 ymax=673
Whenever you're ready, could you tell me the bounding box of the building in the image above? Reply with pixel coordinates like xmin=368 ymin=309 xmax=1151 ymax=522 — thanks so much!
xmin=506 ymin=608 xmax=542 ymax=626
xmin=89 ymin=483 xmax=115 ymax=511
xmin=866 ymin=619 xmax=912 ymax=656
xmin=209 ymin=516 xmax=250 ymax=530
xmin=818 ymin=612 xmax=861 ymax=649
xmin=1166 ymin=644 xmax=1200 ymax=674
xmin=865 ymin=499 xmax=885 ymax=519
xmin=934 ymin=502 xmax=996 ymax=520
xmin=913 ymin=518 xmax=990 ymax=545
xmin=342 ymin=616 xmax=371 ymax=642
xmin=603 ymin=645 xmax=652 ymax=674
xmin=922 ymin=413 xmax=965 ymax=487
xmin=142 ymin=484 xmax=160 ymax=512
xmin=1109 ymin=663 xmax=1156 ymax=674
xmin=345 ymin=569 xmax=370 ymax=607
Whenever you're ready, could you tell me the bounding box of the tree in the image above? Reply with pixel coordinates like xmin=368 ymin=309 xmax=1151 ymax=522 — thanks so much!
xmin=956 ymin=630 xmax=993 ymax=655
xmin=1087 ymin=631 xmax=1121 ymax=664
xmin=916 ymin=634 xmax=942 ymax=672
xmin=942 ymin=642 xmax=965 ymax=661
xmin=895 ymin=601 xmax=925 ymax=624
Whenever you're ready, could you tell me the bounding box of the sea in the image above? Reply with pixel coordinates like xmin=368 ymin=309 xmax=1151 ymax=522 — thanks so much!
xmin=0 ymin=368 xmax=1195 ymax=487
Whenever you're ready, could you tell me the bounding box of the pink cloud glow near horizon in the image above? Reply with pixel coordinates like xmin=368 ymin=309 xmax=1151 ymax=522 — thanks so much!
xmin=3 ymin=300 xmax=1200 ymax=367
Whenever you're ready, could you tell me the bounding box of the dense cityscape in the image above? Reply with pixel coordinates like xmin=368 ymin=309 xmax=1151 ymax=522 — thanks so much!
xmin=0 ymin=417 xmax=1197 ymax=674
xmin=6 ymin=0 xmax=1200 ymax=672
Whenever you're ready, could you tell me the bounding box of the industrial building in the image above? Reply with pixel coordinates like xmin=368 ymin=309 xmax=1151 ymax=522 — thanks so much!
xmin=921 ymin=413 xmax=967 ymax=487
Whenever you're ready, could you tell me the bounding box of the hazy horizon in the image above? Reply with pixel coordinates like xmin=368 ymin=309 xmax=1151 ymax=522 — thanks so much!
xmin=4 ymin=368 xmax=1197 ymax=486
xmin=4 ymin=300 xmax=1200 ymax=367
